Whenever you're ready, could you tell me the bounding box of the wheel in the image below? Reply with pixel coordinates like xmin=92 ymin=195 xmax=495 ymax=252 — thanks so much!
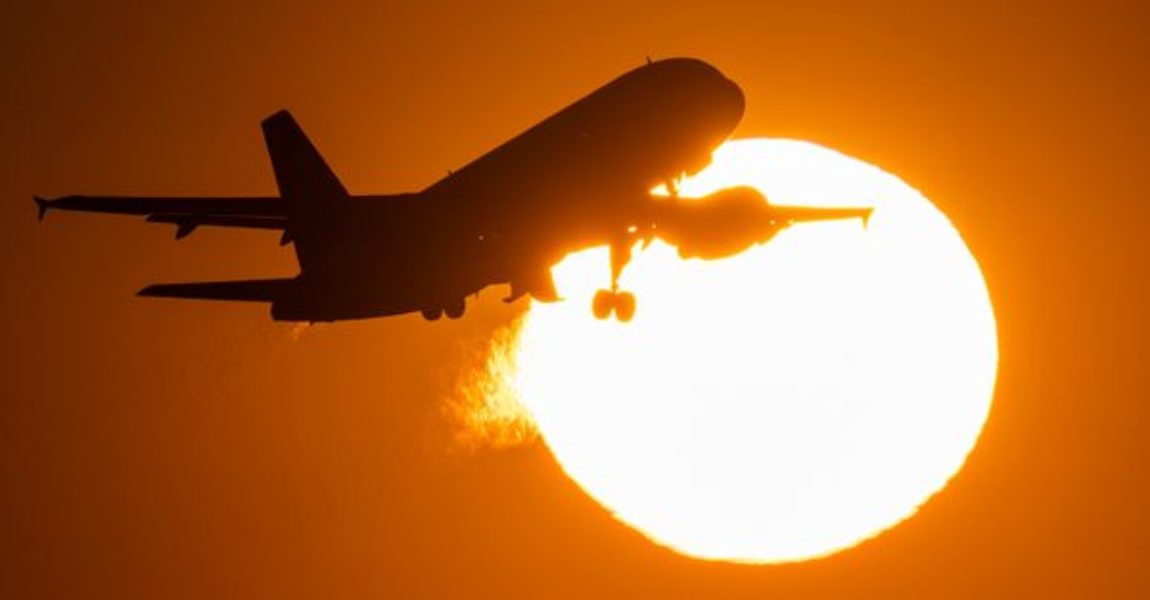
xmin=592 ymin=289 xmax=613 ymax=320
xmin=614 ymin=291 xmax=636 ymax=322
xmin=444 ymin=298 xmax=465 ymax=320
xmin=420 ymin=306 xmax=443 ymax=321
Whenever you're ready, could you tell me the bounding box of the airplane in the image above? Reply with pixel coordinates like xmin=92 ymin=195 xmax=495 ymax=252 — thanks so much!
xmin=35 ymin=58 xmax=871 ymax=323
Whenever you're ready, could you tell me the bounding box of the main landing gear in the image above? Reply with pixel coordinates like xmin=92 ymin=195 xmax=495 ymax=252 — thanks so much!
xmin=589 ymin=178 xmax=682 ymax=322
xmin=592 ymin=288 xmax=636 ymax=322
xmin=592 ymin=239 xmax=637 ymax=322
xmin=421 ymin=297 xmax=465 ymax=321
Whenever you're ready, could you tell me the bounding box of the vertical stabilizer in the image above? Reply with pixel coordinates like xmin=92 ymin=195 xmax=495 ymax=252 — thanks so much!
xmin=261 ymin=110 xmax=347 ymax=271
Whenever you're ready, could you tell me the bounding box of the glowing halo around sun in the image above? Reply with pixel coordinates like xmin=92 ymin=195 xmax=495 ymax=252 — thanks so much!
xmin=491 ymin=139 xmax=998 ymax=563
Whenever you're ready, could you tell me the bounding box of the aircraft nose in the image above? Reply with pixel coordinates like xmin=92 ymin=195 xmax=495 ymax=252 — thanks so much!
xmin=718 ymin=76 xmax=745 ymax=132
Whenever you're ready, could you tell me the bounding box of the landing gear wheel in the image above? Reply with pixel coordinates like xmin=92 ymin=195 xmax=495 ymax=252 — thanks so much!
xmin=444 ymin=298 xmax=465 ymax=320
xmin=590 ymin=289 xmax=636 ymax=322
xmin=592 ymin=289 xmax=613 ymax=320
xmin=614 ymin=291 xmax=636 ymax=323
xmin=591 ymin=237 xmax=641 ymax=321
xmin=420 ymin=306 xmax=443 ymax=321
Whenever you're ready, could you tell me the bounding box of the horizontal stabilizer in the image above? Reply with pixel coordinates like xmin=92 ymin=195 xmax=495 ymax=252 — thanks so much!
xmin=138 ymin=278 xmax=293 ymax=302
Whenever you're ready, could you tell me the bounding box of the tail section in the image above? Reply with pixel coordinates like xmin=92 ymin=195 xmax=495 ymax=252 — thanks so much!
xmin=261 ymin=110 xmax=347 ymax=271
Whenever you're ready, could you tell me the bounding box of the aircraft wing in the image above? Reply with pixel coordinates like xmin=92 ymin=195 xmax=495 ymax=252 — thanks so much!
xmin=35 ymin=195 xmax=284 ymax=218
xmin=35 ymin=195 xmax=288 ymax=239
xmin=771 ymin=205 xmax=873 ymax=227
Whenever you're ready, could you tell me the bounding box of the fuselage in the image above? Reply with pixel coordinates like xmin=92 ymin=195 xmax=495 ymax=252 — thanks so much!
xmin=275 ymin=58 xmax=745 ymax=321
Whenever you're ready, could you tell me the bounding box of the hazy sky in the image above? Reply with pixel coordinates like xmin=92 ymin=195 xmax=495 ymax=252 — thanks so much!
xmin=2 ymin=1 xmax=1147 ymax=598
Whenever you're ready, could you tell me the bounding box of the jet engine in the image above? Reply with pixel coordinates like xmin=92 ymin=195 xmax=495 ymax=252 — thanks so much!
xmin=654 ymin=186 xmax=783 ymax=260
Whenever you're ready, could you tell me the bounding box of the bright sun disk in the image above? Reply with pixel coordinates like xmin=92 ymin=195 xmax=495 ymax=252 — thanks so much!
xmin=484 ymin=138 xmax=998 ymax=563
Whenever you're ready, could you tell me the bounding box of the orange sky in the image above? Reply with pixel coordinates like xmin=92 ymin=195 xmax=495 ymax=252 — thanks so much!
xmin=2 ymin=1 xmax=1147 ymax=598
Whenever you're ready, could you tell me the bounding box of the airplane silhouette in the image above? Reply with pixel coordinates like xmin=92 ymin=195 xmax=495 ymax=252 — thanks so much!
xmin=35 ymin=58 xmax=871 ymax=323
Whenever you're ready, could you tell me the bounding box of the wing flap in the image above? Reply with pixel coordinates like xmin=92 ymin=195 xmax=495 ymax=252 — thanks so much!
xmin=145 ymin=214 xmax=289 ymax=239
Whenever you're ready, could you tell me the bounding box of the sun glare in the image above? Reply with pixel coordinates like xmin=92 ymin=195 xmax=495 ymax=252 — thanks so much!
xmin=485 ymin=139 xmax=998 ymax=563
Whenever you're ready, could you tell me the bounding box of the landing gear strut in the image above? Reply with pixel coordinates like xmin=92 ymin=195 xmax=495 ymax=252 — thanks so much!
xmin=592 ymin=239 xmax=637 ymax=322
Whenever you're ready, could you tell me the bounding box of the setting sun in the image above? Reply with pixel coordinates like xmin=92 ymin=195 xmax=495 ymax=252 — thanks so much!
xmin=489 ymin=139 xmax=998 ymax=563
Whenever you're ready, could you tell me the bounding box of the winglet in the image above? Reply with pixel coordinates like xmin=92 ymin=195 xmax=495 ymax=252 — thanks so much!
xmin=861 ymin=207 xmax=873 ymax=229
xmin=33 ymin=196 xmax=50 ymax=221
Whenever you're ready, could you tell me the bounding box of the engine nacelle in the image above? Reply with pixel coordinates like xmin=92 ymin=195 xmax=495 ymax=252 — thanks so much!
xmin=654 ymin=186 xmax=781 ymax=260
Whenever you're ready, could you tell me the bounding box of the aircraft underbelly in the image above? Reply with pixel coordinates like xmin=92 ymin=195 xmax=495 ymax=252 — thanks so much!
xmin=271 ymin=235 xmax=497 ymax=321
